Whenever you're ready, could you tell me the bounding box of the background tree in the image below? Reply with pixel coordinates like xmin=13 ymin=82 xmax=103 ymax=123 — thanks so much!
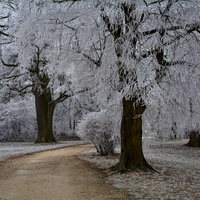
xmin=0 ymin=98 xmax=37 ymax=142
xmin=1 ymin=0 xmax=78 ymax=142
xmin=185 ymin=99 xmax=200 ymax=147
xmin=0 ymin=0 xmax=12 ymax=42
xmin=0 ymin=0 xmax=15 ymax=103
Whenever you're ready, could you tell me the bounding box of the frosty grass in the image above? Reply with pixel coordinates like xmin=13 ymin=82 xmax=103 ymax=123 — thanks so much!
xmin=80 ymin=139 xmax=200 ymax=200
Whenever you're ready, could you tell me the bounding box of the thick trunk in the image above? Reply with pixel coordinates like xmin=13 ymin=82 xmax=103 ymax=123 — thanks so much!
xmin=34 ymin=92 xmax=57 ymax=143
xmin=113 ymin=98 xmax=154 ymax=171
xmin=186 ymin=131 xmax=200 ymax=147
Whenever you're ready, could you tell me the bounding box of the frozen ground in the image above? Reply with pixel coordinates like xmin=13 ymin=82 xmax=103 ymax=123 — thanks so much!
xmin=1 ymin=138 xmax=199 ymax=199
xmin=80 ymin=139 xmax=200 ymax=200
xmin=0 ymin=140 xmax=88 ymax=161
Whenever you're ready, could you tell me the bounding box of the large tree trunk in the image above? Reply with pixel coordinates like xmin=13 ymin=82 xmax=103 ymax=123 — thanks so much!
xmin=186 ymin=131 xmax=200 ymax=147
xmin=34 ymin=92 xmax=57 ymax=143
xmin=113 ymin=98 xmax=154 ymax=171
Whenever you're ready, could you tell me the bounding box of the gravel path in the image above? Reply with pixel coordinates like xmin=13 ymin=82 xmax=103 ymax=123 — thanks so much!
xmin=0 ymin=145 xmax=131 ymax=200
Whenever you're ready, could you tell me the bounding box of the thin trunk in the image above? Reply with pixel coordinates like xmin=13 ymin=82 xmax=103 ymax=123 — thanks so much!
xmin=112 ymin=98 xmax=154 ymax=171
xmin=34 ymin=92 xmax=57 ymax=143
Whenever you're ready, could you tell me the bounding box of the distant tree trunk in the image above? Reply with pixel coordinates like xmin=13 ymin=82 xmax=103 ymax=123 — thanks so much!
xmin=112 ymin=97 xmax=154 ymax=171
xmin=186 ymin=131 xmax=200 ymax=147
xmin=34 ymin=91 xmax=57 ymax=143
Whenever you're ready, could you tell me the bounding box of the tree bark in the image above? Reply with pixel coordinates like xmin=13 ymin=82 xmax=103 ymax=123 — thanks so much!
xmin=112 ymin=97 xmax=154 ymax=171
xmin=34 ymin=92 xmax=57 ymax=143
xmin=186 ymin=131 xmax=200 ymax=147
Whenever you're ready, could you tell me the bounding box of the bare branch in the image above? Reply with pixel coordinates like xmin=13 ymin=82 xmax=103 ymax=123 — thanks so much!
xmin=54 ymin=91 xmax=71 ymax=104
xmin=4 ymin=72 xmax=29 ymax=80
xmin=5 ymin=83 xmax=33 ymax=94
xmin=0 ymin=30 xmax=10 ymax=37
xmin=53 ymin=0 xmax=80 ymax=3
xmin=1 ymin=58 xmax=19 ymax=67
xmin=82 ymin=53 xmax=101 ymax=67
xmin=0 ymin=15 xmax=9 ymax=20
xmin=143 ymin=0 xmax=165 ymax=6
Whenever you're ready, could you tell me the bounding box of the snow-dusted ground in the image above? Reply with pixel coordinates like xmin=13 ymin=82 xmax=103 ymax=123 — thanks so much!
xmin=0 ymin=140 xmax=88 ymax=161
xmin=80 ymin=139 xmax=200 ymax=200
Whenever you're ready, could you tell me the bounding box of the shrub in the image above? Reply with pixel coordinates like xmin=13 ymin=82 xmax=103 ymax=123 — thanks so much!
xmin=77 ymin=110 xmax=117 ymax=156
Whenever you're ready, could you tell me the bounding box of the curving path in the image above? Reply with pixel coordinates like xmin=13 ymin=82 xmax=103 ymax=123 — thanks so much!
xmin=0 ymin=145 xmax=131 ymax=200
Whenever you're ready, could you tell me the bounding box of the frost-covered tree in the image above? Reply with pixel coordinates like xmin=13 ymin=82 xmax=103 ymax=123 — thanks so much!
xmin=75 ymin=0 xmax=200 ymax=171
xmin=0 ymin=14 xmax=9 ymax=41
xmin=0 ymin=1 xmax=12 ymax=41
xmin=0 ymin=0 xmax=15 ymax=103
xmin=1 ymin=0 xmax=79 ymax=142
